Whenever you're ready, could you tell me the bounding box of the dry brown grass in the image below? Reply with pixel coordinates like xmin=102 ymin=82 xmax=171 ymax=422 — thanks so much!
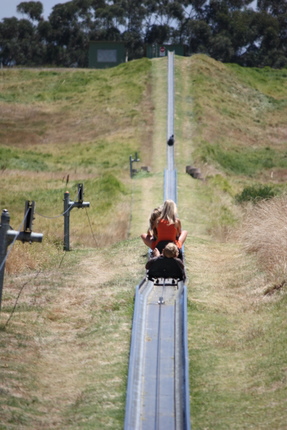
xmin=236 ymin=196 xmax=287 ymax=285
xmin=5 ymin=242 xmax=49 ymax=273
xmin=1 ymin=239 xmax=144 ymax=429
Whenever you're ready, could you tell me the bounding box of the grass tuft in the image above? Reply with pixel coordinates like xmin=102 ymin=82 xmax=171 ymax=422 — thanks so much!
xmin=237 ymin=195 xmax=287 ymax=284
xmin=235 ymin=184 xmax=277 ymax=203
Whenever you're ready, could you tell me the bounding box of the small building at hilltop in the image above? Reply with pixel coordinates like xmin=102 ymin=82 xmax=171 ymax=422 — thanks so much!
xmin=88 ymin=41 xmax=186 ymax=68
xmin=88 ymin=41 xmax=126 ymax=69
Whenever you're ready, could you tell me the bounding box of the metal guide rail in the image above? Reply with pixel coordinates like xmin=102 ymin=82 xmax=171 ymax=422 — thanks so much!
xmin=164 ymin=169 xmax=177 ymax=203
xmin=124 ymin=50 xmax=190 ymax=429
xmin=165 ymin=51 xmax=176 ymax=203
xmin=167 ymin=49 xmax=175 ymax=173
xmin=124 ymin=278 xmax=190 ymax=430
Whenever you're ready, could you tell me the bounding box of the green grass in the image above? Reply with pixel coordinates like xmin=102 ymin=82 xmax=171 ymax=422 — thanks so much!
xmin=194 ymin=141 xmax=287 ymax=176
xmin=235 ymin=184 xmax=277 ymax=203
xmin=227 ymin=64 xmax=287 ymax=99
xmin=188 ymin=55 xmax=287 ymax=187
xmin=189 ymin=290 xmax=287 ymax=429
xmin=0 ymin=146 xmax=51 ymax=171
xmin=0 ymin=65 xmax=148 ymax=104
xmin=0 ymin=137 xmax=136 ymax=173
xmin=0 ymin=173 xmax=127 ymax=226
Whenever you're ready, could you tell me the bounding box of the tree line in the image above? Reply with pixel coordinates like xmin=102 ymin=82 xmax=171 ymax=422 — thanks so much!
xmin=1 ymin=0 xmax=287 ymax=68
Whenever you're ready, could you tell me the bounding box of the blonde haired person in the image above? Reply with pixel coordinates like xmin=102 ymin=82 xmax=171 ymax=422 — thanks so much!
xmin=141 ymin=200 xmax=187 ymax=254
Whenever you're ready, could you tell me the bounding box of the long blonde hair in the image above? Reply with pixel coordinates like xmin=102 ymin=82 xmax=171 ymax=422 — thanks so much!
xmin=159 ymin=200 xmax=177 ymax=225
xmin=148 ymin=206 xmax=162 ymax=236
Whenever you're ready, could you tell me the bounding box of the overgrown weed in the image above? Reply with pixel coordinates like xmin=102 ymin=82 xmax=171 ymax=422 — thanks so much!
xmin=236 ymin=195 xmax=287 ymax=285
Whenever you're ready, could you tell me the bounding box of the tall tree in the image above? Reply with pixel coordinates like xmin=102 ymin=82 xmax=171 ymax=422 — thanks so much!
xmin=47 ymin=1 xmax=92 ymax=66
xmin=257 ymin=0 xmax=287 ymax=15
xmin=17 ymin=1 xmax=43 ymax=21
xmin=0 ymin=0 xmax=286 ymax=68
xmin=257 ymin=0 xmax=287 ymax=66
xmin=0 ymin=17 xmax=40 ymax=66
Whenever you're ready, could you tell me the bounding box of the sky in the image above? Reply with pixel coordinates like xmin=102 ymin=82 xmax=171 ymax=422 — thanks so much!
xmin=0 ymin=0 xmax=68 ymax=21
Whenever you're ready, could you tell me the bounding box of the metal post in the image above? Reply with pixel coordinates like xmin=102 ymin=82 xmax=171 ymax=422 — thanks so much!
xmin=63 ymin=187 xmax=90 ymax=251
xmin=78 ymin=183 xmax=83 ymax=203
xmin=0 ymin=207 xmax=43 ymax=312
xmin=129 ymin=153 xmax=140 ymax=178
xmin=63 ymin=191 xmax=70 ymax=251
xmin=129 ymin=155 xmax=133 ymax=178
xmin=23 ymin=201 xmax=35 ymax=232
xmin=0 ymin=209 xmax=11 ymax=310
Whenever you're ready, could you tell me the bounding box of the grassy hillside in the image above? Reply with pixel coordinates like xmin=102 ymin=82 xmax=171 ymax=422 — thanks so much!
xmin=175 ymin=55 xmax=287 ymax=429
xmin=0 ymin=60 xmax=153 ymax=272
xmin=0 ymin=60 xmax=154 ymax=429
xmin=1 ymin=55 xmax=287 ymax=429
xmin=191 ymin=56 xmax=287 ymax=186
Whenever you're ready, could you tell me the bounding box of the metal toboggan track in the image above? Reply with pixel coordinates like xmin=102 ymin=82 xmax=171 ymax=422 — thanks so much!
xmin=124 ymin=51 xmax=191 ymax=430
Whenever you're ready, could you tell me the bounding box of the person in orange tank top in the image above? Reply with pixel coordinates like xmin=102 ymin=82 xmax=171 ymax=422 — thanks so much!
xmin=141 ymin=200 xmax=187 ymax=252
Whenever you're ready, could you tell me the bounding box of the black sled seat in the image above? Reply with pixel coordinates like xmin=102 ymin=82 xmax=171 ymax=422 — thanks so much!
xmin=147 ymin=256 xmax=185 ymax=281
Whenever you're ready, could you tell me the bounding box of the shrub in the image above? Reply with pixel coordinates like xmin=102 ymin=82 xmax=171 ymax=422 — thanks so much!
xmin=238 ymin=195 xmax=287 ymax=282
xmin=235 ymin=185 xmax=276 ymax=204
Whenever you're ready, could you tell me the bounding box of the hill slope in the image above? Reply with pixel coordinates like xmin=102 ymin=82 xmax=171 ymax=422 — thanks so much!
xmin=175 ymin=55 xmax=287 ymax=429
xmin=1 ymin=55 xmax=287 ymax=429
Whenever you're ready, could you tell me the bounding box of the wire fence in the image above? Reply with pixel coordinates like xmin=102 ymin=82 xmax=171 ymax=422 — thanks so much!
xmin=0 ymin=183 xmax=98 ymax=322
